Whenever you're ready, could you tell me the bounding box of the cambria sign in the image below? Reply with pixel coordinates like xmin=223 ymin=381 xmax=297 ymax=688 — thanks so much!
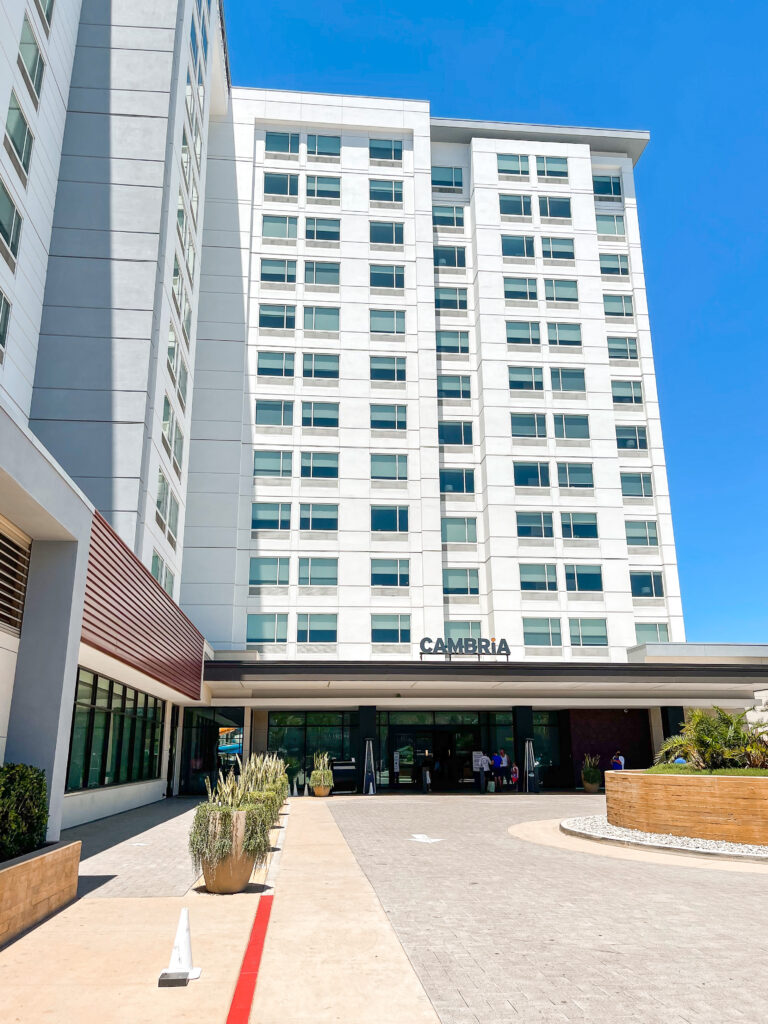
xmin=419 ymin=636 xmax=511 ymax=657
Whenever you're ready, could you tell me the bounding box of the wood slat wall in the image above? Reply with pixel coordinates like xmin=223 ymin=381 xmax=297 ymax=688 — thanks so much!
xmin=81 ymin=513 xmax=204 ymax=699
xmin=606 ymin=771 xmax=768 ymax=845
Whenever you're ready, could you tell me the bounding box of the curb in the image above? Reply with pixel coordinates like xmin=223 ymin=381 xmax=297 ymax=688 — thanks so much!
xmin=559 ymin=820 xmax=768 ymax=864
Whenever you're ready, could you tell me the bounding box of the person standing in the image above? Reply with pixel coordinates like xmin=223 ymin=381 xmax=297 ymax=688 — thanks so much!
xmin=491 ymin=751 xmax=503 ymax=791
xmin=480 ymin=751 xmax=491 ymax=793
xmin=510 ymin=761 xmax=520 ymax=792
xmin=610 ymin=751 xmax=623 ymax=770
xmin=500 ymin=748 xmax=510 ymax=788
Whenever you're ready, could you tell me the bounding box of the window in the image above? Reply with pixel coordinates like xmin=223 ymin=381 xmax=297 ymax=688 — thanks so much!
xmin=0 ymin=288 xmax=10 ymax=355
xmin=370 ymin=355 xmax=405 ymax=381
xmin=432 ymin=166 xmax=463 ymax=189
xmin=370 ymin=138 xmax=403 ymax=161
xmin=263 ymin=215 xmax=297 ymax=239
xmin=301 ymin=451 xmax=339 ymax=478
xmin=604 ymin=294 xmax=634 ymax=318
xmin=437 ymin=374 xmax=470 ymax=399
xmin=635 ymin=622 xmax=669 ymax=644
xmin=255 ymin=399 xmax=293 ymax=426
xmin=596 ymin=214 xmax=625 ymax=236
xmin=151 ymin=551 xmax=174 ymax=598
xmin=612 ymin=380 xmax=643 ymax=406
xmin=561 ymin=512 xmax=598 ymax=539
xmin=621 ymin=472 xmax=653 ymax=497
xmin=265 ymin=131 xmax=299 ymax=155
xmin=436 ymin=330 xmax=469 ymax=353
xmin=511 ymin=413 xmax=546 ymax=438
xmin=370 ymin=179 xmax=403 ymax=203
xmin=601 ymin=253 xmax=629 ymax=277
xmin=616 ymin=425 xmax=648 ymax=450
xmin=499 ymin=194 xmax=532 ymax=217
xmin=299 ymin=557 xmax=338 ymax=586
xmin=434 ymin=245 xmax=466 ymax=268
xmin=371 ymin=404 xmax=407 ymax=430
xmin=626 ymin=520 xmax=658 ymax=546
xmin=370 ymin=309 xmax=405 ymax=334
xmin=299 ymin=503 xmax=338 ymax=530
xmin=523 ymin=618 xmax=561 ymax=646
xmin=508 ymin=366 xmax=543 ymax=391
xmin=443 ymin=568 xmax=479 ymax=595
xmin=161 ymin=394 xmax=184 ymax=470
xmin=547 ymin=323 xmax=582 ymax=348
xmin=371 ymin=614 xmax=410 ymax=643
xmin=247 ymin=613 xmax=288 ymax=644
xmin=371 ymin=558 xmax=409 ymax=587
xmin=370 ymin=221 xmax=403 ymax=244
xmin=502 ymin=235 xmax=534 ymax=258
xmin=307 ymin=134 xmax=341 ymax=157
xmin=441 ymin=517 xmax=477 ymax=543
xmin=259 ymin=304 xmax=295 ymax=329
xmin=65 ymin=670 xmax=165 ymax=792
xmin=0 ymin=178 xmax=23 ymax=258
xmin=551 ymin=367 xmax=585 ymax=392
xmin=303 ymin=353 xmax=339 ymax=379
xmin=257 ymin=351 xmax=294 ymax=377
xmin=516 ymin=512 xmax=556 ymax=543
xmin=439 ymin=468 xmax=474 ymax=493
xmin=520 ymin=564 xmax=557 ymax=592
xmin=558 ymin=462 xmax=593 ymax=488
xmin=536 ymin=155 xmax=568 ymax=180
xmin=19 ymin=17 xmax=45 ymax=99
xmin=630 ymin=571 xmax=664 ymax=598
xmin=438 ymin=420 xmax=473 ymax=444
xmin=156 ymin=470 xmax=170 ymax=525
xmin=545 ymin=279 xmax=578 ymax=302
xmin=504 ymin=277 xmax=537 ymax=301
xmin=554 ymin=414 xmax=589 ymax=439
xmin=514 ymin=461 xmax=549 ymax=487
xmin=302 ymin=401 xmax=338 ymax=427
xmin=261 ymin=258 xmax=296 ymax=283
xmin=432 ymin=205 xmax=464 ymax=228
xmin=38 ymin=0 xmax=55 ymax=26
xmin=569 ymin=618 xmax=608 ymax=646
xmin=251 ymin=502 xmax=290 ymax=531
xmin=435 ymin=287 xmax=467 ymax=310
xmin=608 ymin=336 xmax=638 ymax=360
xmin=250 ymin=557 xmax=289 ymax=586
xmin=254 ymin=450 xmax=292 ymax=477
xmin=565 ymin=564 xmax=603 ymax=593
xmin=593 ymin=174 xmax=622 ymax=197
xmin=304 ymin=306 xmax=339 ymax=332
xmin=541 ymin=237 xmax=574 ymax=260
xmin=506 ymin=321 xmax=540 ymax=346
xmin=307 ymin=175 xmax=341 ymax=200
xmin=539 ymin=196 xmax=571 ymax=219
xmin=444 ymin=621 xmax=483 ymax=643
xmin=498 ymin=154 xmax=529 ymax=176
xmin=306 ymin=217 xmax=340 ymax=241
xmin=371 ymin=453 xmax=407 ymax=480
xmin=200 ymin=18 xmax=208 ymax=62
xmin=371 ymin=505 xmax=408 ymax=532
xmin=370 ymin=264 xmax=404 ymax=288
xmin=264 ymin=172 xmax=298 ymax=197
xmin=304 ymin=260 xmax=340 ymax=286
xmin=5 ymin=92 xmax=33 ymax=174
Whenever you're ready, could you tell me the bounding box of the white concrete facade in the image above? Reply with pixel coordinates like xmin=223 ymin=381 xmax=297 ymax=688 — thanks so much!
xmin=182 ymin=90 xmax=684 ymax=663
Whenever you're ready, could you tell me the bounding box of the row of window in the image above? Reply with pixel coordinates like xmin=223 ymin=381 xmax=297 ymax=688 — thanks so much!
xmin=511 ymin=464 xmax=653 ymax=496
xmin=246 ymin=613 xmax=659 ymax=648
xmin=505 ymin=323 xmax=637 ymax=359
xmin=265 ymin=132 xmax=403 ymax=162
xmin=496 ymin=157 xmax=624 ymax=201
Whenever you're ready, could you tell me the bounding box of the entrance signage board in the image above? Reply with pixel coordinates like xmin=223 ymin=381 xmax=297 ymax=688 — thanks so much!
xmin=419 ymin=636 xmax=511 ymax=656
xmin=471 ymin=751 xmax=483 ymax=772
xmin=393 ymin=750 xmax=400 ymax=774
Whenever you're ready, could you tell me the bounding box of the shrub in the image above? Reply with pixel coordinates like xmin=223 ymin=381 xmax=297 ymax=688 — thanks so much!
xmin=0 ymin=763 xmax=48 ymax=862
xmin=646 ymin=765 xmax=768 ymax=776
xmin=655 ymin=708 xmax=768 ymax=770
xmin=581 ymin=754 xmax=601 ymax=786
xmin=310 ymin=750 xmax=333 ymax=791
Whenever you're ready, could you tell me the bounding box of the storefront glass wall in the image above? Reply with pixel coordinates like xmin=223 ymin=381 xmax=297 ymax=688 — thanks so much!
xmin=180 ymin=706 xmax=244 ymax=795
xmin=267 ymin=711 xmax=358 ymax=784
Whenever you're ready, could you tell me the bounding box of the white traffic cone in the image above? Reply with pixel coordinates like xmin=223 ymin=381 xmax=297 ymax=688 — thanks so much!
xmin=292 ymin=779 xmax=298 ymax=797
xmin=158 ymin=908 xmax=202 ymax=986
xmin=303 ymin=781 xmax=309 ymax=796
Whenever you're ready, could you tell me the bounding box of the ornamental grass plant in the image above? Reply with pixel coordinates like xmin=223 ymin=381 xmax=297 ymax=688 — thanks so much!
xmin=309 ymin=750 xmax=334 ymax=791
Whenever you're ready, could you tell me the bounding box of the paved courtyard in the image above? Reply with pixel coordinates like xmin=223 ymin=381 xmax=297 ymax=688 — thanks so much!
xmin=329 ymin=793 xmax=766 ymax=1024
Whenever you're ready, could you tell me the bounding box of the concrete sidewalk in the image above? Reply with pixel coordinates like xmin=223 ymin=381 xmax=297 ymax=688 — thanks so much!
xmin=250 ymin=797 xmax=439 ymax=1024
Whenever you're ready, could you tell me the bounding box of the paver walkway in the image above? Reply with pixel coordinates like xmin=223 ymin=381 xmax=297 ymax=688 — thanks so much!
xmin=329 ymin=793 xmax=768 ymax=1024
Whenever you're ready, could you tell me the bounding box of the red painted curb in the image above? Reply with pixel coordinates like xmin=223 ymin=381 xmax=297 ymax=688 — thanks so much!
xmin=226 ymin=893 xmax=274 ymax=1024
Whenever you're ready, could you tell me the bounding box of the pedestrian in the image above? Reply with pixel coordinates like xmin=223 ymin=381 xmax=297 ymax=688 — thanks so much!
xmin=492 ymin=750 xmax=503 ymax=791
xmin=510 ymin=761 xmax=520 ymax=792
xmin=610 ymin=751 xmax=623 ymax=770
xmin=480 ymin=751 xmax=491 ymax=792
xmin=500 ymin=748 xmax=510 ymax=788
xmin=618 ymin=751 xmax=625 ymax=768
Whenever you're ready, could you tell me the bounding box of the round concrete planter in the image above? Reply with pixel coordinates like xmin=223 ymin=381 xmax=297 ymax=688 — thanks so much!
xmin=605 ymin=770 xmax=768 ymax=844
xmin=201 ymin=810 xmax=255 ymax=894
xmin=313 ymin=785 xmax=331 ymax=797
xmin=581 ymin=775 xmax=600 ymax=794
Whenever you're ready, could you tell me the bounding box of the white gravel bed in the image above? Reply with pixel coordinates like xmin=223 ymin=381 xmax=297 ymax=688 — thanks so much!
xmin=561 ymin=814 xmax=768 ymax=859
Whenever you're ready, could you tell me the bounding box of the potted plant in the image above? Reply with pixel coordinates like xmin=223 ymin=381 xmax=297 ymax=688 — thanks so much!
xmin=189 ymin=753 xmax=288 ymax=894
xmin=581 ymin=754 xmax=601 ymax=793
xmin=309 ymin=751 xmax=334 ymax=797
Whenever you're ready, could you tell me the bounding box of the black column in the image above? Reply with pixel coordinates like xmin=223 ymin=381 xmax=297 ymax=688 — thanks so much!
xmin=661 ymin=706 xmax=685 ymax=739
xmin=513 ymin=705 xmax=533 ymax=773
xmin=358 ymin=705 xmax=377 ymax=792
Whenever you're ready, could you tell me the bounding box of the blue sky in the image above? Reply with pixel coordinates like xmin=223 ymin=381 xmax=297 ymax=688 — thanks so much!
xmin=223 ymin=0 xmax=768 ymax=642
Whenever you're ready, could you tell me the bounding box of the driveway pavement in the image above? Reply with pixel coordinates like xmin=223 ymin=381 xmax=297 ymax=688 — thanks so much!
xmin=329 ymin=793 xmax=766 ymax=1024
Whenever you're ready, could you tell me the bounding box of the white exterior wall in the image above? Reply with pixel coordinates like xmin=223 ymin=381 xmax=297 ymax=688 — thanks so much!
xmin=183 ymin=89 xmax=683 ymax=664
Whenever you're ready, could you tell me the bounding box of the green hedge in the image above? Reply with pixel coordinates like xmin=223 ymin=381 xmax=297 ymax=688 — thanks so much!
xmin=645 ymin=765 xmax=768 ymax=777
xmin=0 ymin=763 xmax=48 ymax=862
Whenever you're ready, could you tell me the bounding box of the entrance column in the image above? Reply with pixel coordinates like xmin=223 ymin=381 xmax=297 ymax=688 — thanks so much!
xmin=513 ymin=706 xmax=533 ymax=774
xmin=357 ymin=705 xmax=376 ymax=792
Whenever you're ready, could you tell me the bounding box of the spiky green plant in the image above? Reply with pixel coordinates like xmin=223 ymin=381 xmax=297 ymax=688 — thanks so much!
xmin=309 ymin=750 xmax=334 ymax=791
xmin=655 ymin=707 xmax=768 ymax=770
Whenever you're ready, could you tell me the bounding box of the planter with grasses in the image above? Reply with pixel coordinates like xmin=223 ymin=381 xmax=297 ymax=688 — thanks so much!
xmin=581 ymin=754 xmax=601 ymax=794
xmin=309 ymin=751 xmax=333 ymax=797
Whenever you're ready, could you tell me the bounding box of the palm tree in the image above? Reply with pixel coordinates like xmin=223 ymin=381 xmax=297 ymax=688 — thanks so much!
xmin=655 ymin=707 xmax=768 ymax=770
